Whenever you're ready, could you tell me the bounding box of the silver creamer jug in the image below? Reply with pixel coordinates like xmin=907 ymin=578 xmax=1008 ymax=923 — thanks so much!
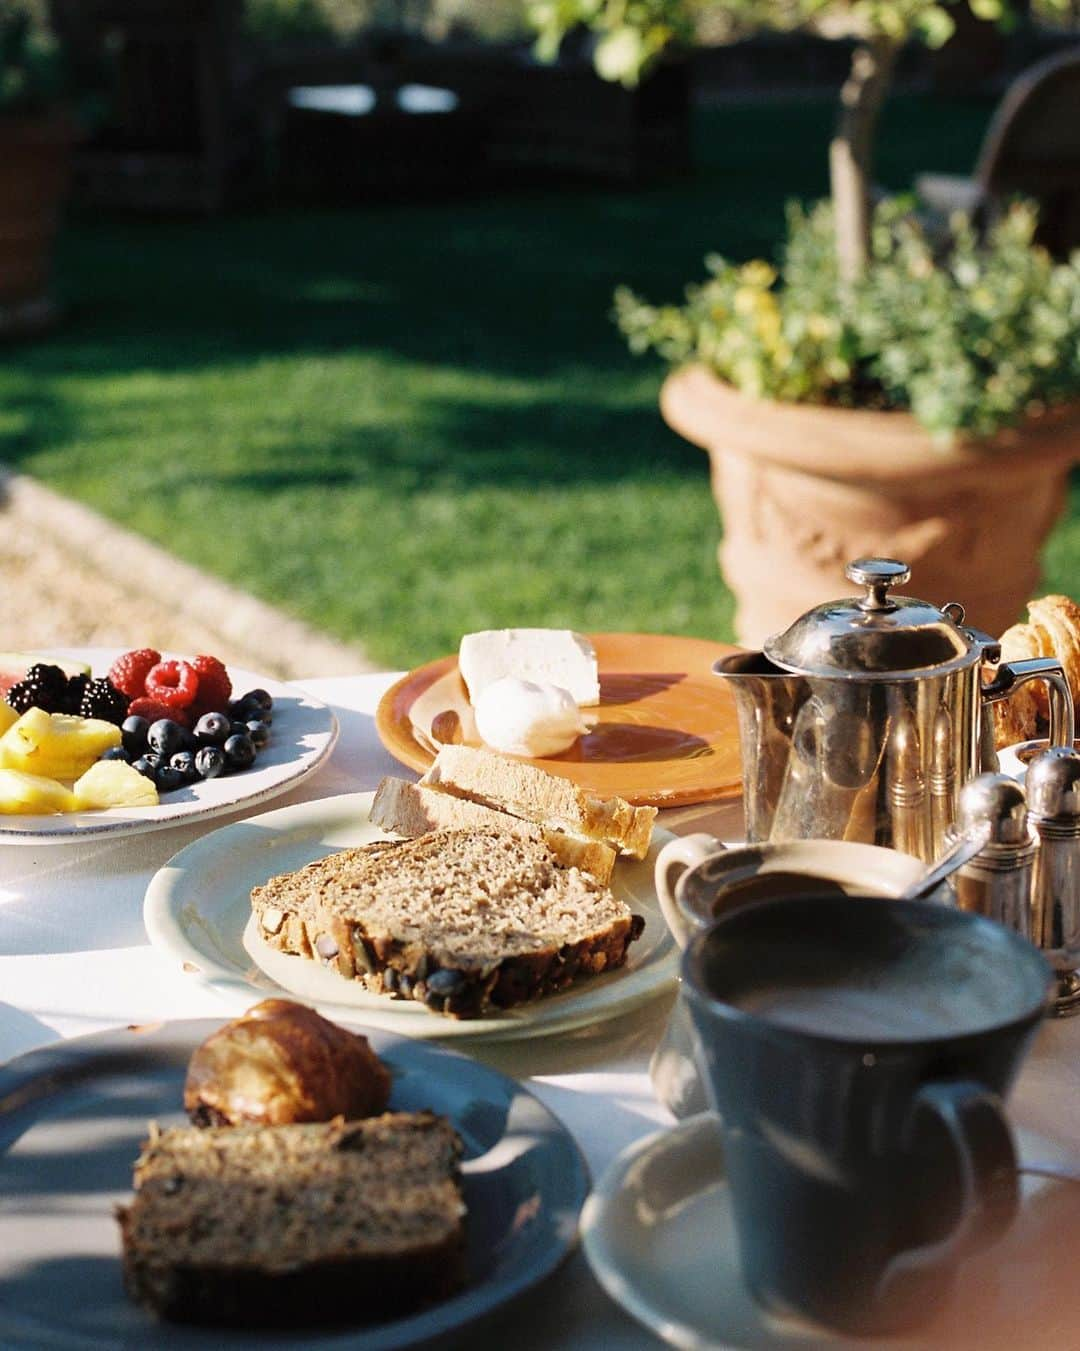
xmin=716 ymin=558 xmax=1074 ymax=861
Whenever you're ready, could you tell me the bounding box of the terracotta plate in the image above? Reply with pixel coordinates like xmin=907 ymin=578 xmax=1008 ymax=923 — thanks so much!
xmin=375 ymin=633 xmax=743 ymax=808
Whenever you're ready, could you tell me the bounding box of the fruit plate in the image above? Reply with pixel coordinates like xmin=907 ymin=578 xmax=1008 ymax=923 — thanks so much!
xmin=375 ymin=633 xmax=744 ymax=809
xmin=0 ymin=1019 xmax=589 ymax=1351
xmin=143 ymin=790 xmax=679 ymax=1043
xmin=0 ymin=649 xmax=338 ymax=845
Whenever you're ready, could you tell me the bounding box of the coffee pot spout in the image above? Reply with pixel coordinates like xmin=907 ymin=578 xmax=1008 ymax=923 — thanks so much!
xmin=713 ymin=651 xmax=809 ymax=842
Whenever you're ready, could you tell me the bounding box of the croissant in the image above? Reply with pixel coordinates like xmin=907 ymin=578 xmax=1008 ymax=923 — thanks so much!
xmin=991 ymin=595 xmax=1080 ymax=749
xmin=184 ymin=998 xmax=391 ymax=1127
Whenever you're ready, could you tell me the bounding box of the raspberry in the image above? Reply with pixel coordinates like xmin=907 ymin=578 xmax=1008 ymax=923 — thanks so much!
xmin=108 ymin=648 xmax=162 ymax=699
xmin=127 ymin=696 xmax=190 ymax=729
xmin=143 ymin=660 xmax=199 ymax=710
xmin=189 ymin=654 xmax=232 ymax=713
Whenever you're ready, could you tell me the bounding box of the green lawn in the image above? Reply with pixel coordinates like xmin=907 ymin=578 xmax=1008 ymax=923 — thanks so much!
xmin=4 ymin=90 xmax=1076 ymax=668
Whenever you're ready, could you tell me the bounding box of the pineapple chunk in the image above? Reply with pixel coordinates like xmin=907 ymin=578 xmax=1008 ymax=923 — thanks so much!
xmin=0 ymin=709 xmax=121 ymax=780
xmin=0 ymin=768 xmax=79 ymax=815
xmin=0 ymin=702 xmax=18 ymax=737
xmin=73 ymin=760 xmax=159 ymax=809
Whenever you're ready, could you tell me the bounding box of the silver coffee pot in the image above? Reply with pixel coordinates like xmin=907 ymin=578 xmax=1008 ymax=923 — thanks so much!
xmin=716 ymin=558 xmax=1074 ymax=861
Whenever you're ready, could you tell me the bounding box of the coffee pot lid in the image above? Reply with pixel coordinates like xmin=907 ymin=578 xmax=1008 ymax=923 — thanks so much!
xmin=763 ymin=559 xmax=974 ymax=679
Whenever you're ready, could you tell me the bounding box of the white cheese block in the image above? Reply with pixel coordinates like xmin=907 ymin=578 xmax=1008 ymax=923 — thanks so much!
xmin=458 ymin=629 xmax=600 ymax=706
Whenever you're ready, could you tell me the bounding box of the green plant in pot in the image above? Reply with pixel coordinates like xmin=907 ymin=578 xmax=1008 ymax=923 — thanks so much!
xmin=0 ymin=2 xmax=79 ymax=335
xmin=529 ymin=0 xmax=1080 ymax=642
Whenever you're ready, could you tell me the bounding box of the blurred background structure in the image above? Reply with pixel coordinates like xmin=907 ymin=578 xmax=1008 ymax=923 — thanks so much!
xmin=3 ymin=0 xmax=1080 ymax=668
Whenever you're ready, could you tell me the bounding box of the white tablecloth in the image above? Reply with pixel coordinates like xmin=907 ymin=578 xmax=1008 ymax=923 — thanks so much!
xmin=2 ymin=672 xmax=1079 ymax=1350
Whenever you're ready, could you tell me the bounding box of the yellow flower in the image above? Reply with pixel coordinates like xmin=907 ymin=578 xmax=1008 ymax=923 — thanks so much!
xmin=806 ymin=313 xmax=834 ymax=340
xmin=739 ymin=260 xmax=776 ymax=288
xmin=734 ymin=287 xmax=760 ymax=317
xmin=755 ymin=305 xmax=782 ymax=346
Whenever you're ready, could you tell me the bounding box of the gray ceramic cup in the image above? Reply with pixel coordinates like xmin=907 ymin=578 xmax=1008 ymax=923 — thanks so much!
xmin=651 ymin=835 xmax=931 ymax=1118
xmin=682 ymin=894 xmax=1052 ymax=1335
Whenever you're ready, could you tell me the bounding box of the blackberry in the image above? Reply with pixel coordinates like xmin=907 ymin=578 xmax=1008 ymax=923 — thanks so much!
xmin=59 ymin=672 xmax=90 ymax=714
xmin=6 ymin=665 xmax=66 ymax=713
xmin=79 ymin=677 xmax=130 ymax=726
xmin=27 ymin=664 xmax=69 ymax=698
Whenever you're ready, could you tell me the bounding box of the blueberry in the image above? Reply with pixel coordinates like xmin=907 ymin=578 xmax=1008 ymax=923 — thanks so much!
xmin=242 ymin=688 xmax=273 ymax=714
xmin=229 ymin=720 xmax=250 ymax=739
xmin=231 ymin=694 xmax=272 ymax=725
xmin=193 ymin=711 xmax=231 ymax=746
xmin=170 ymin=751 xmax=199 ymax=783
xmin=121 ymin=715 xmax=150 ymax=757
xmin=194 ymin=745 xmax=225 ymax=780
xmin=101 ymin=745 xmax=131 ymax=763
xmin=245 ymin=719 xmax=271 ymax=750
xmin=147 ymin=719 xmax=190 ymax=758
xmin=131 ymin=756 xmax=157 ymax=782
xmin=155 ymin=764 xmax=188 ymax=794
xmin=223 ymin=732 xmax=256 ymax=771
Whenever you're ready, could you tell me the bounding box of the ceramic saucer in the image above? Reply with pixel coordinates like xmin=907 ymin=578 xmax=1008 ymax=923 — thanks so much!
xmin=582 ymin=1114 xmax=1080 ymax=1351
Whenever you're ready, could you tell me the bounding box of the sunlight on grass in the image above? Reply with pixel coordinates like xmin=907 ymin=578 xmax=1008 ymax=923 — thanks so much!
xmin=1 ymin=91 xmax=1041 ymax=668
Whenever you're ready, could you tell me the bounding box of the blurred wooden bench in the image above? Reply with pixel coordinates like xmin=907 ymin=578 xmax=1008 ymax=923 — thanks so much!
xmin=48 ymin=0 xmax=250 ymax=213
xmin=916 ymin=45 xmax=1080 ymax=256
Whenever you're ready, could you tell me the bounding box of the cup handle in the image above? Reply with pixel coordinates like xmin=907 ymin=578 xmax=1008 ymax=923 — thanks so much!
xmin=879 ymin=1079 xmax=1018 ymax=1300
xmin=654 ymin=833 xmax=725 ymax=950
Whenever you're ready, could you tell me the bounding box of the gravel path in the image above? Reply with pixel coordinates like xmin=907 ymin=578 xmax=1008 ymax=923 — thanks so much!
xmin=0 ymin=468 xmax=374 ymax=681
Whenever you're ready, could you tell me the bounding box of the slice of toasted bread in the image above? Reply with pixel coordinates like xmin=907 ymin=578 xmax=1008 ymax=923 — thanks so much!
xmin=420 ymin=745 xmax=656 ymax=859
xmin=251 ymin=828 xmax=643 ymax=1018
xmin=369 ymin=777 xmax=616 ymax=884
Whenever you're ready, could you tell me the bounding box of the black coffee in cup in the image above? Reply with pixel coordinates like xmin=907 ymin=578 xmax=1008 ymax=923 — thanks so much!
xmin=682 ymin=895 xmax=1051 ymax=1335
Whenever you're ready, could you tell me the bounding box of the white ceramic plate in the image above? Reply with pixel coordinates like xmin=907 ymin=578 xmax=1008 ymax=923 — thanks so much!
xmin=0 ymin=1018 xmax=589 ymax=1350
xmin=582 ymin=1114 xmax=1080 ymax=1351
xmin=143 ymin=791 xmax=679 ymax=1042
xmin=997 ymin=737 xmax=1080 ymax=781
xmin=0 ymin=648 xmax=338 ymax=844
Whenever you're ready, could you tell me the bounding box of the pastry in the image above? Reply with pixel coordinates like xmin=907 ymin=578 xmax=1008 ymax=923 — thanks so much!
xmin=183 ymin=998 xmax=391 ymax=1127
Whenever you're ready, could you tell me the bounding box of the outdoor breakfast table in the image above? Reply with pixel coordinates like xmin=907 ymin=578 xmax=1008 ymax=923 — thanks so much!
xmin=2 ymin=669 xmax=1080 ymax=1349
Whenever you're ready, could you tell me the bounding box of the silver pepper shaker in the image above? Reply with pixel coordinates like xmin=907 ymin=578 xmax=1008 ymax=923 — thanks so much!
xmin=944 ymin=774 xmax=1037 ymax=939
xmin=1028 ymin=746 xmax=1080 ymax=1017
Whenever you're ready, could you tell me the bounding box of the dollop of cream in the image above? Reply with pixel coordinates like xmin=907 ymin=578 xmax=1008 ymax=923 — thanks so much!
xmin=473 ymin=676 xmax=589 ymax=757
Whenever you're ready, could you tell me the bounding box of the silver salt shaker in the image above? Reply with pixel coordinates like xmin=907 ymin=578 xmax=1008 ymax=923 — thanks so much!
xmin=1028 ymin=746 xmax=1080 ymax=1017
xmin=944 ymin=774 xmax=1036 ymax=939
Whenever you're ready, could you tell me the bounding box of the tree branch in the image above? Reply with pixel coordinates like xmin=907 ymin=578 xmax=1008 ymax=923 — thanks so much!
xmin=830 ymin=37 xmax=901 ymax=284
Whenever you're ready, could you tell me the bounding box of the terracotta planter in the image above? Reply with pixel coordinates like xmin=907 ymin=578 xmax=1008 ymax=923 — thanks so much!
xmin=660 ymin=364 xmax=1080 ymax=645
xmin=0 ymin=113 xmax=73 ymax=327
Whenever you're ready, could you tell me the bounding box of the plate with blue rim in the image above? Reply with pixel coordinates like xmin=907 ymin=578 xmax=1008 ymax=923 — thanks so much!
xmin=0 ymin=1017 xmax=589 ymax=1350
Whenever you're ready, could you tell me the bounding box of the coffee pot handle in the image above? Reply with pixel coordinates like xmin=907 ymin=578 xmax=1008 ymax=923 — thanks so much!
xmin=982 ymin=657 xmax=1075 ymax=748
xmin=879 ymin=1079 xmax=1018 ymax=1302
xmin=654 ymin=834 xmax=726 ymax=950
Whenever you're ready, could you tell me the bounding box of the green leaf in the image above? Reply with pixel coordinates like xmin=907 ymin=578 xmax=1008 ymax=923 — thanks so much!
xmin=916 ymin=6 xmax=956 ymax=46
xmin=594 ymin=27 xmax=649 ymax=85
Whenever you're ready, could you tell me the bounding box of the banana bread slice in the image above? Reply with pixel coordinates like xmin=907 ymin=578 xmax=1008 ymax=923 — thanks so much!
xmin=117 ymin=1113 xmax=466 ymax=1327
xmin=251 ymin=828 xmax=645 ymax=1018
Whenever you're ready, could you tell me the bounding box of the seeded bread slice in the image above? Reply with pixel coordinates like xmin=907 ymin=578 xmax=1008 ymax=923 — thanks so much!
xmin=117 ymin=1113 xmax=466 ymax=1327
xmin=370 ymin=777 xmax=616 ymax=884
xmin=421 ymin=745 xmax=657 ymax=859
xmin=251 ymin=828 xmax=644 ymax=1018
